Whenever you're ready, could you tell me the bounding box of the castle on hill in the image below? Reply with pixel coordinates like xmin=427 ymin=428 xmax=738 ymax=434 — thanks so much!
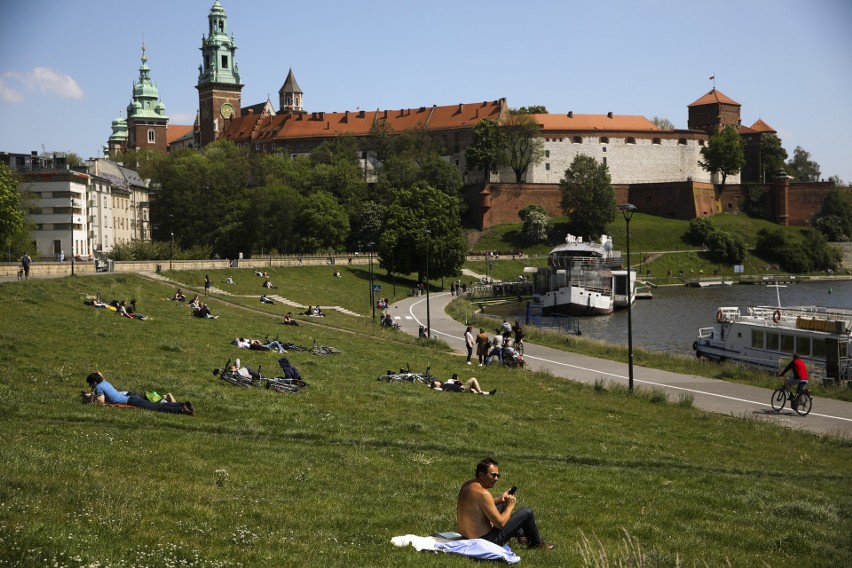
xmin=107 ymin=1 xmax=830 ymax=229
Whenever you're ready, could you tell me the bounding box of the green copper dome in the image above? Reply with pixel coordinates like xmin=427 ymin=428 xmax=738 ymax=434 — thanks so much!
xmin=127 ymin=44 xmax=168 ymax=120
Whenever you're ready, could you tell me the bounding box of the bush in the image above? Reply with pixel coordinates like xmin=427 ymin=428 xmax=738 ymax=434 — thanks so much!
xmin=754 ymin=228 xmax=841 ymax=273
xmin=683 ymin=218 xmax=744 ymax=264
xmin=521 ymin=210 xmax=553 ymax=243
xmin=683 ymin=218 xmax=716 ymax=246
xmin=109 ymin=241 xmax=213 ymax=261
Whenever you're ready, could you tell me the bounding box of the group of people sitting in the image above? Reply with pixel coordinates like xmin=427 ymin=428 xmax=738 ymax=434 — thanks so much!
xmin=375 ymin=298 xmax=389 ymax=310
xmin=231 ymin=337 xmax=287 ymax=353
xmin=85 ymin=296 xmax=147 ymax=320
xmin=381 ymin=312 xmax=398 ymax=329
xmin=170 ymin=288 xmax=217 ymax=318
xmin=429 ymin=373 xmax=496 ymax=395
xmin=304 ymin=305 xmax=325 ymax=317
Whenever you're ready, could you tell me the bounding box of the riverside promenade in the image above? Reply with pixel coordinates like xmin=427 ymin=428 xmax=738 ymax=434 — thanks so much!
xmin=391 ymin=291 xmax=852 ymax=438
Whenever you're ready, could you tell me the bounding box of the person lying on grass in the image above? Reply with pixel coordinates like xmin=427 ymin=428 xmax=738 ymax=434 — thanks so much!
xmin=457 ymin=456 xmax=552 ymax=549
xmin=260 ymin=295 xmax=275 ymax=304
xmin=84 ymin=372 xmax=194 ymax=415
xmin=231 ymin=337 xmax=287 ymax=353
xmin=429 ymin=374 xmax=496 ymax=395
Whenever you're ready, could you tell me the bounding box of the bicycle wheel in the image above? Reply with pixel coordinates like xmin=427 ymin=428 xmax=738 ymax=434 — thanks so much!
xmin=517 ymin=341 xmax=524 ymax=356
xmin=770 ymin=388 xmax=787 ymax=412
xmin=794 ymin=393 xmax=812 ymax=416
xmin=220 ymin=372 xmax=252 ymax=387
xmin=377 ymin=374 xmax=397 ymax=382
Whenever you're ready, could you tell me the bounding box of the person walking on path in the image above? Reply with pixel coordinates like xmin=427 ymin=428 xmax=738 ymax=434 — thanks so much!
xmin=204 ymin=275 xmax=211 ymax=296
xmin=464 ymin=326 xmax=475 ymax=365
xmin=20 ymin=253 xmax=32 ymax=279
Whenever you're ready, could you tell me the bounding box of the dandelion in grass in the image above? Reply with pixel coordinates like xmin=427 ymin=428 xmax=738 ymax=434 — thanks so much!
xmin=214 ymin=468 xmax=229 ymax=487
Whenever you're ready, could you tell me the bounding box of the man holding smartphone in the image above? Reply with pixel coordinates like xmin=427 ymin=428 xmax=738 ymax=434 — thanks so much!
xmin=457 ymin=457 xmax=553 ymax=549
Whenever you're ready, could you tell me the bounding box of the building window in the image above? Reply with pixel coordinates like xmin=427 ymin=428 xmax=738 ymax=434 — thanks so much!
xmin=221 ymin=55 xmax=229 ymax=68
xmin=626 ymin=137 xmax=636 ymax=145
xmin=602 ymin=157 xmax=607 ymax=166
xmin=545 ymin=150 xmax=550 ymax=158
xmin=545 ymin=163 xmax=550 ymax=171
xmin=699 ymin=139 xmax=705 ymax=146
xmin=572 ymin=136 xmax=582 ymax=144
xmin=600 ymin=137 xmax=609 ymax=144
xmin=678 ymin=138 xmax=687 ymax=145
xmin=147 ymin=130 xmax=155 ymax=143
xmin=652 ymin=138 xmax=661 ymax=145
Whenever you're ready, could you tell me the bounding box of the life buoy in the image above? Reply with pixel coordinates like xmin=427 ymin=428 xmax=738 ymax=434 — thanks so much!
xmin=773 ymin=309 xmax=781 ymax=323
xmin=716 ymin=310 xmax=724 ymax=322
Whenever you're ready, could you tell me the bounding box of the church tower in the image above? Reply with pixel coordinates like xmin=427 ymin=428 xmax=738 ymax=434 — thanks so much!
xmin=278 ymin=68 xmax=304 ymax=113
xmin=687 ymin=88 xmax=741 ymax=134
xmin=196 ymin=0 xmax=243 ymax=146
xmin=125 ymin=44 xmax=168 ymax=152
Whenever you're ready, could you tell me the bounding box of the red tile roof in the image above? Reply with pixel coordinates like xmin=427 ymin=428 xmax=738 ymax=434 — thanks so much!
xmin=167 ymin=125 xmax=193 ymax=144
xmin=222 ymin=99 xmax=506 ymax=143
xmin=689 ymin=88 xmax=740 ymax=107
xmin=749 ymin=118 xmax=776 ymax=133
xmin=533 ymin=113 xmax=659 ymax=132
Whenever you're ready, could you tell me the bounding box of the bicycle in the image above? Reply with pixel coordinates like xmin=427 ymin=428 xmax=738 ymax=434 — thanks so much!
xmin=309 ymin=339 xmax=343 ymax=356
xmin=376 ymin=363 xmax=435 ymax=385
xmin=770 ymin=380 xmax=813 ymax=416
xmin=213 ymin=359 xmax=260 ymax=388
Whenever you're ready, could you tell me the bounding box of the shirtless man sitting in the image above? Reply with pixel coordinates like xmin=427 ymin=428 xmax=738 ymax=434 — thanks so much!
xmin=457 ymin=457 xmax=552 ymax=549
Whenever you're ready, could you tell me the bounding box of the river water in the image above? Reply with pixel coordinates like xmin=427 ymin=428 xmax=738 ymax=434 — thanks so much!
xmin=544 ymin=280 xmax=852 ymax=354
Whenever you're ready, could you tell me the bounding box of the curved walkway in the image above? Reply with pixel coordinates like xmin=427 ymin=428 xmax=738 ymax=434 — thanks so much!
xmin=390 ymin=292 xmax=852 ymax=438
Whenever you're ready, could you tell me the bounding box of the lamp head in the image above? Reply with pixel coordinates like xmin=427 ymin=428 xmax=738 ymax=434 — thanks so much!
xmin=619 ymin=203 xmax=638 ymax=221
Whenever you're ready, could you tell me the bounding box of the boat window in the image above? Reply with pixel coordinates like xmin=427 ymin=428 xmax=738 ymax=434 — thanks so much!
xmin=751 ymin=330 xmax=764 ymax=349
xmin=780 ymin=334 xmax=795 ymax=354
xmin=795 ymin=336 xmax=811 ymax=357
xmin=812 ymin=339 xmax=826 ymax=358
xmin=766 ymin=332 xmax=779 ymax=351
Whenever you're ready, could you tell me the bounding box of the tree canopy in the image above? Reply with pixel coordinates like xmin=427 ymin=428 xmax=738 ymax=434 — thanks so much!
xmin=698 ymin=125 xmax=745 ymax=185
xmin=559 ymin=154 xmax=617 ymax=240
xmin=650 ymin=116 xmax=675 ymax=130
xmin=759 ymin=133 xmax=787 ymax=182
xmin=514 ymin=105 xmax=548 ymax=114
xmin=0 ymin=164 xmax=27 ymax=255
xmin=503 ymin=113 xmax=545 ymax=183
xmin=786 ymin=146 xmax=821 ymax=182
xmin=377 ymin=182 xmax=466 ymax=281
xmin=812 ymin=187 xmax=852 ymax=241
xmin=465 ymin=118 xmax=507 ymax=179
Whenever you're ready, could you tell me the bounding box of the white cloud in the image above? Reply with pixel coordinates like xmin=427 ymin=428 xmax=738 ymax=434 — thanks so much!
xmin=1 ymin=67 xmax=83 ymax=101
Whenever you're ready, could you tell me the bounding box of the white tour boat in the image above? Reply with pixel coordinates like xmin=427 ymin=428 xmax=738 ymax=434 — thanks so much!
xmin=526 ymin=234 xmax=636 ymax=316
xmin=693 ymin=305 xmax=852 ymax=382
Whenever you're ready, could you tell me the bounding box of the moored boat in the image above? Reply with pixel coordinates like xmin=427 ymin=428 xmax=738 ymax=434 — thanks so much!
xmin=693 ymin=305 xmax=852 ymax=382
xmin=525 ymin=234 xmax=636 ymax=316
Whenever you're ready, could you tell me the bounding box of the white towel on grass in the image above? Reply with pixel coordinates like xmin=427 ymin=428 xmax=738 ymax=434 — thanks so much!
xmin=391 ymin=534 xmax=520 ymax=563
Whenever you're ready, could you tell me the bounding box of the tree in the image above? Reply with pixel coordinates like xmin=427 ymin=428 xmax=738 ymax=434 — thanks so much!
xmin=347 ymin=200 xmax=386 ymax=250
xmin=758 ymin=133 xmax=787 ymax=182
xmin=651 ymin=116 xmax=675 ymax=130
xmin=295 ymin=191 xmax=350 ymax=252
xmin=377 ymin=182 xmax=466 ymax=281
xmin=812 ymin=187 xmax=852 ymax=241
xmin=786 ymin=146 xmax=821 ymax=182
xmin=0 ymin=164 xmax=26 ymax=254
xmin=503 ymin=112 xmax=545 ymax=183
xmin=521 ymin=210 xmax=552 ymax=243
xmin=465 ymin=118 xmax=507 ymax=180
xmin=698 ymin=125 xmax=745 ymax=185
xmin=514 ymin=105 xmax=548 ymax=114
xmin=559 ymin=154 xmax=617 ymax=240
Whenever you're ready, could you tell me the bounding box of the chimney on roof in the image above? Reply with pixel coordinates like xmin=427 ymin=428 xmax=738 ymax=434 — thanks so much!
xmin=359 ymin=110 xmax=365 ymax=118
xmin=568 ymin=111 xmax=573 ymax=118
xmin=419 ymin=106 xmax=425 ymax=112
xmin=248 ymin=108 xmax=254 ymax=115
xmin=318 ymin=112 xmax=324 ymax=121
xmin=458 ymin=103 xmax=463 ymax=113
xmin=607 ymin=112 xmax=613 ymax=118
xmin=345 ymin=110 xmax=350 ymax=122
xmin=383 ymin=110 xmax=388 ymax=119
xmin=311 ymin=112 xmax=317 ymax=120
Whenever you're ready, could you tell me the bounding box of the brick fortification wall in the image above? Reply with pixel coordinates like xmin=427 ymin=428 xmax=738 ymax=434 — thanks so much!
xmin=470 ymin=180 xmax=835 ymax=230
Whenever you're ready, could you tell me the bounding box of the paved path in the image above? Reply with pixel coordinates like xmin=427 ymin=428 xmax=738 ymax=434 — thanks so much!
xmin=390 ymin=292 xmax=852 ymax=438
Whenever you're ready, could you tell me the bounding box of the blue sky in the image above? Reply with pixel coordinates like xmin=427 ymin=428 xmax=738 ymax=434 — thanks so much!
xmin=2 ymin=0 xmax=851 ymax=182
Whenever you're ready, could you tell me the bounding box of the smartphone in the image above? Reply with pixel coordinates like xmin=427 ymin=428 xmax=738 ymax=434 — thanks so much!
xmin=508 ymin=486 xmax=517 ymax=495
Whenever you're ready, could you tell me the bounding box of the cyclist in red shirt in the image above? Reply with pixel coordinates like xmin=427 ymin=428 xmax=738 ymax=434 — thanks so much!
xmin=778 ymin=354 xmax=809 ymax=403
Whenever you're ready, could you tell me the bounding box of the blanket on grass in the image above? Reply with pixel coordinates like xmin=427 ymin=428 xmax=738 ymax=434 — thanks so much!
xmin=391 ymin=534 xmax=520 ymax=564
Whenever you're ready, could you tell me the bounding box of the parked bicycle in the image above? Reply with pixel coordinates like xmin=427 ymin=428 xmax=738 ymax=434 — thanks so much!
xmin=377 ymin=363 xmax=436 ymax=385
xmin=310 ymin=339 xmax=342 ymax=356
xmin=770 ymin=380 xmax=813 ymax=416
xmin=213 ymin=358 xmax=308 ymax=394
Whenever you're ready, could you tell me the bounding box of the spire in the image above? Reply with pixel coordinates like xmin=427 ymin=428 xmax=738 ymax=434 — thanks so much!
xmin=127 ymin=43 xmax=167 ymax=120
xmin=198 ymin=0 xmax=241 ymax=86
xmin=278 ymin=68 xmax=304 ymax=112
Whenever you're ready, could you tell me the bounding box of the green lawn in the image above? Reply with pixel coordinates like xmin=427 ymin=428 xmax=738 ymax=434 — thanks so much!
xmin=2 ymin=274 xmax=851 ymax=567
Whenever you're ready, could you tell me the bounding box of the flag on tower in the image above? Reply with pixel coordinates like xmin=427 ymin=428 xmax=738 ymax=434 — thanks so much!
xmin=709 ymin=74 xmax=715 ymax=80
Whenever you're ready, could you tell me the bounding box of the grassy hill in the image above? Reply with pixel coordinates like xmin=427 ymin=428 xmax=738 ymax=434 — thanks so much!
xmin=2 ymin=273 xmax=851 ymax=567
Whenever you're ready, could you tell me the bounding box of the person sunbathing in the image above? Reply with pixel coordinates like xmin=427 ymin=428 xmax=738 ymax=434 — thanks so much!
xmin=173 ymin=288 xmax=186 ymax=302
xmin=429 ymin=374 xmax=495 ymax=395
xmin=282 ymin=312 xmax=300 ymax=326
xmin=85 ymin=372 xmax=193 ymax=415
xmin=260 ymin=295 xmax=275 ymax=304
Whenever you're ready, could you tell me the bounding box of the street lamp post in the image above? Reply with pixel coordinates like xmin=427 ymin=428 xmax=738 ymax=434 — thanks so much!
xmin=423 ymin=229 xmax=431 ymax=338
xmin=170 ymin=232 xmax=174 ymax=271
xmin=70 ymin=194 xmax=76 ymax=276
xmin=619 ymin=203 xmax=638 ymax=391
xmin=367 ymin=242 xmax=375 ymax=319
xmin=390 ymin=245 xmax=396 ymax=298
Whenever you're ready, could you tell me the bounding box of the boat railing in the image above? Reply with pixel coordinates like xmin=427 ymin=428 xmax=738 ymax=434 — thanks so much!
xmin=698 ymin=326 xmax=716 ymax=339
